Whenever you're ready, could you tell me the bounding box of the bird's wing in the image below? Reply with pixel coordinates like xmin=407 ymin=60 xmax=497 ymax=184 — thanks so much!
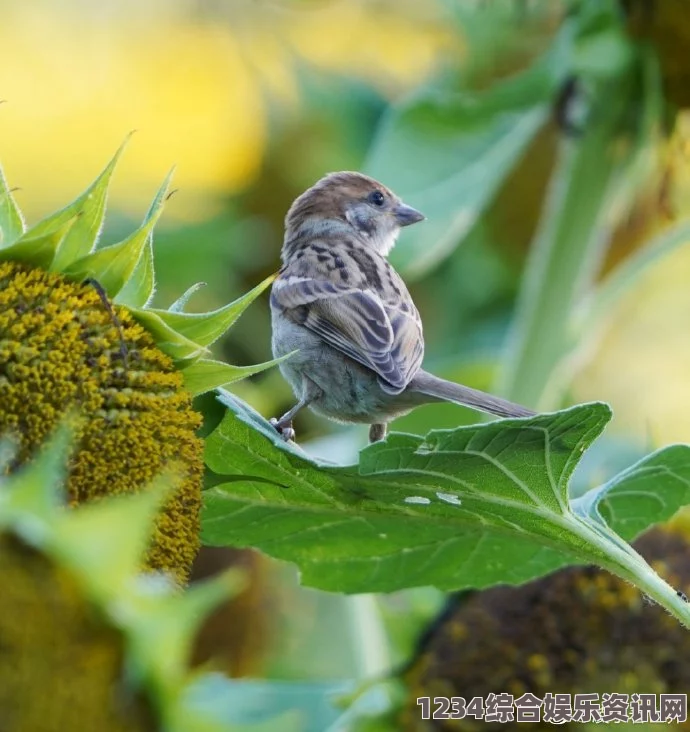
xmin=271 ymin=274 xmax=423 ymax=393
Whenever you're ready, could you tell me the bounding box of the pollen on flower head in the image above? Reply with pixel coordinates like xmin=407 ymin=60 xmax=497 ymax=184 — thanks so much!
xmin=0 ymin=260 xmax=203 ymax=583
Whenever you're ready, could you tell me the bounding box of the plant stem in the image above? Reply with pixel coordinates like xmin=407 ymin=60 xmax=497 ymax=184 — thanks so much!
xmin=498 ymin=131 xmax=622 ymax=409
xmin=346 ymin=594 xmax=392 ymax=678
xmin=562 ymin=515 xmax=690 ymax=629
xmin=497 ymin=53 xmax=646 ymax=410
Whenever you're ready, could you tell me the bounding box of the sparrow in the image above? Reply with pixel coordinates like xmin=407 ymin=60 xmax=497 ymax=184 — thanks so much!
xmin=269 ymin=171 xmax=535 ymax=443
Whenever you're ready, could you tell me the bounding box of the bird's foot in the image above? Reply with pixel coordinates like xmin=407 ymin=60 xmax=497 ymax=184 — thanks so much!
xmin=269 ymin=417 xmax=296 ymax=442
xmin=369 ymin=423 xmax=387 ymax=443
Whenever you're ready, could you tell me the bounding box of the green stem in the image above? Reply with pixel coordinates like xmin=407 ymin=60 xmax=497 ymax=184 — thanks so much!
xmin=346 ymin=594 xmax=392 ymax=678
xmin=562 ymin=515 xmax=690 ymax=629
xmin=493 ymin=21 xmax=673 ymax=412
xmin=498 ymin=45 xmax=664 ymax=409
xmin=498 ymin=119 xmax=624 ymax=409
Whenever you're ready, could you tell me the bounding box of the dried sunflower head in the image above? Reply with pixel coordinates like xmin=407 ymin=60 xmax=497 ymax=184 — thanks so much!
xmin=0 ymin=435 xmax=241 ymax=732
xmin=401 ymin=526 xmax=690 ymax=731
xmin=0 ymin=141 xmax=279 ymax=583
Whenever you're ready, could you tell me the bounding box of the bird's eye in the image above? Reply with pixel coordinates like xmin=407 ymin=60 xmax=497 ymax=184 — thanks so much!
xmin=368 ymin=190 xmax=385 ymax=207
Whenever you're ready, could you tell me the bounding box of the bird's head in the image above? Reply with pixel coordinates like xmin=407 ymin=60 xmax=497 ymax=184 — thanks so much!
xmin=284 ymin=171 xmax=424 ymax=256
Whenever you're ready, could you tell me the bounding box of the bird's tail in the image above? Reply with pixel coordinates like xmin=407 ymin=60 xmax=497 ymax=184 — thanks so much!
xmin=409 ymin=370 xmax=535 ymax=419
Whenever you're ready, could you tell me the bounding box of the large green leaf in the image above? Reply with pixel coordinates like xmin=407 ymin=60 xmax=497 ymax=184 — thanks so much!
xmin=202 ymin=393 xmax=690 ymax=627
xmin=365 ymin=48 xmax=564 ymax=278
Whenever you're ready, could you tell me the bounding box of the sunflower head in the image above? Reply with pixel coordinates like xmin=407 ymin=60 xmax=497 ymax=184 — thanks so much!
xmin=0 ymin=140 xmax=278 ymax=582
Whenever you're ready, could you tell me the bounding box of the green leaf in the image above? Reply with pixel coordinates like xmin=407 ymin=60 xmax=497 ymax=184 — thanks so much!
xmin=201 ymin=397 xmax=597 ymax=592
xmin=365 ymin=56 xmax=560 ymax=278
xmin=574 ymin=445 xmax=690 ymax=541
xmin=0 ymin=426 xmax=70 ymax=539
xmin=571 ymin=0 xmax=634 ymax=80
xmin=127 ymin=571 xmax=241 ymax=707
xmin=63 ymin=170 xmax=173 ymax=298
xmin=128 ymin=307 xmax=208 ymax=361
xmin=116 ymin=235 xmax=155 ymax=308
xmin=201 ymin=394 xmax=690 ymax=627
xmin=38 ymin=135 xmax=131 ymax=272
xmin=175 ymin=675 xmax=346 ymax=732
xmin=115 ymin=165 xmax=173 ymax=307
xmin=50 ymin=478 xmax=171 ymax=604
xmin=169 ymin=282 xmax=207 ymax=313
xmin=182 ymin=354 xmax=295 ymax=397
xmin=0 ymin=216 xmax=77 ymax=269
xmin=0 ymin=164 xmax=24 ymax=246
xmin=140 ymin=274 xmax=275 ymax=352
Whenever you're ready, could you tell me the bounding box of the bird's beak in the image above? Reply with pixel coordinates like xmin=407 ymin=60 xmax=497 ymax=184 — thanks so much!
xmin=394 ymin=203 xmax=425 ymax=227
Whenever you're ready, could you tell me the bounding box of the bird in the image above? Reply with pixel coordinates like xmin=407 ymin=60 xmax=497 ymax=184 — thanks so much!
xmin=269 ymin=171 xmax=535 ymax=443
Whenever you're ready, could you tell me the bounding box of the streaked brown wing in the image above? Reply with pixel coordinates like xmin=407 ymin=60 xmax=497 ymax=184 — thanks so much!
xmin=271 ymin=275 xmax=423 ymax=393
xmin=386 ymin=307 xmax=424 ymax=390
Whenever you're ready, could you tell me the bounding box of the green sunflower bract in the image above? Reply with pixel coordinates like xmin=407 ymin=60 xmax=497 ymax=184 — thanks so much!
xmin=0 ymin=141 xmax=281 ymax=582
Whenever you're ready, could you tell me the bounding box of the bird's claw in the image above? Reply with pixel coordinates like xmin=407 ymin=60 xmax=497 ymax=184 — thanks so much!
xmin=269 ymin=417 xmax=296 ymax=443
xmin=280 ymin=426 xmax=296 ymax=442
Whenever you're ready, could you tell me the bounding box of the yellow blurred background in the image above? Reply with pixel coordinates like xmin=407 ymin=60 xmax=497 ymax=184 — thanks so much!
xmin=0 ymin=0 xmax=451 ymax=222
